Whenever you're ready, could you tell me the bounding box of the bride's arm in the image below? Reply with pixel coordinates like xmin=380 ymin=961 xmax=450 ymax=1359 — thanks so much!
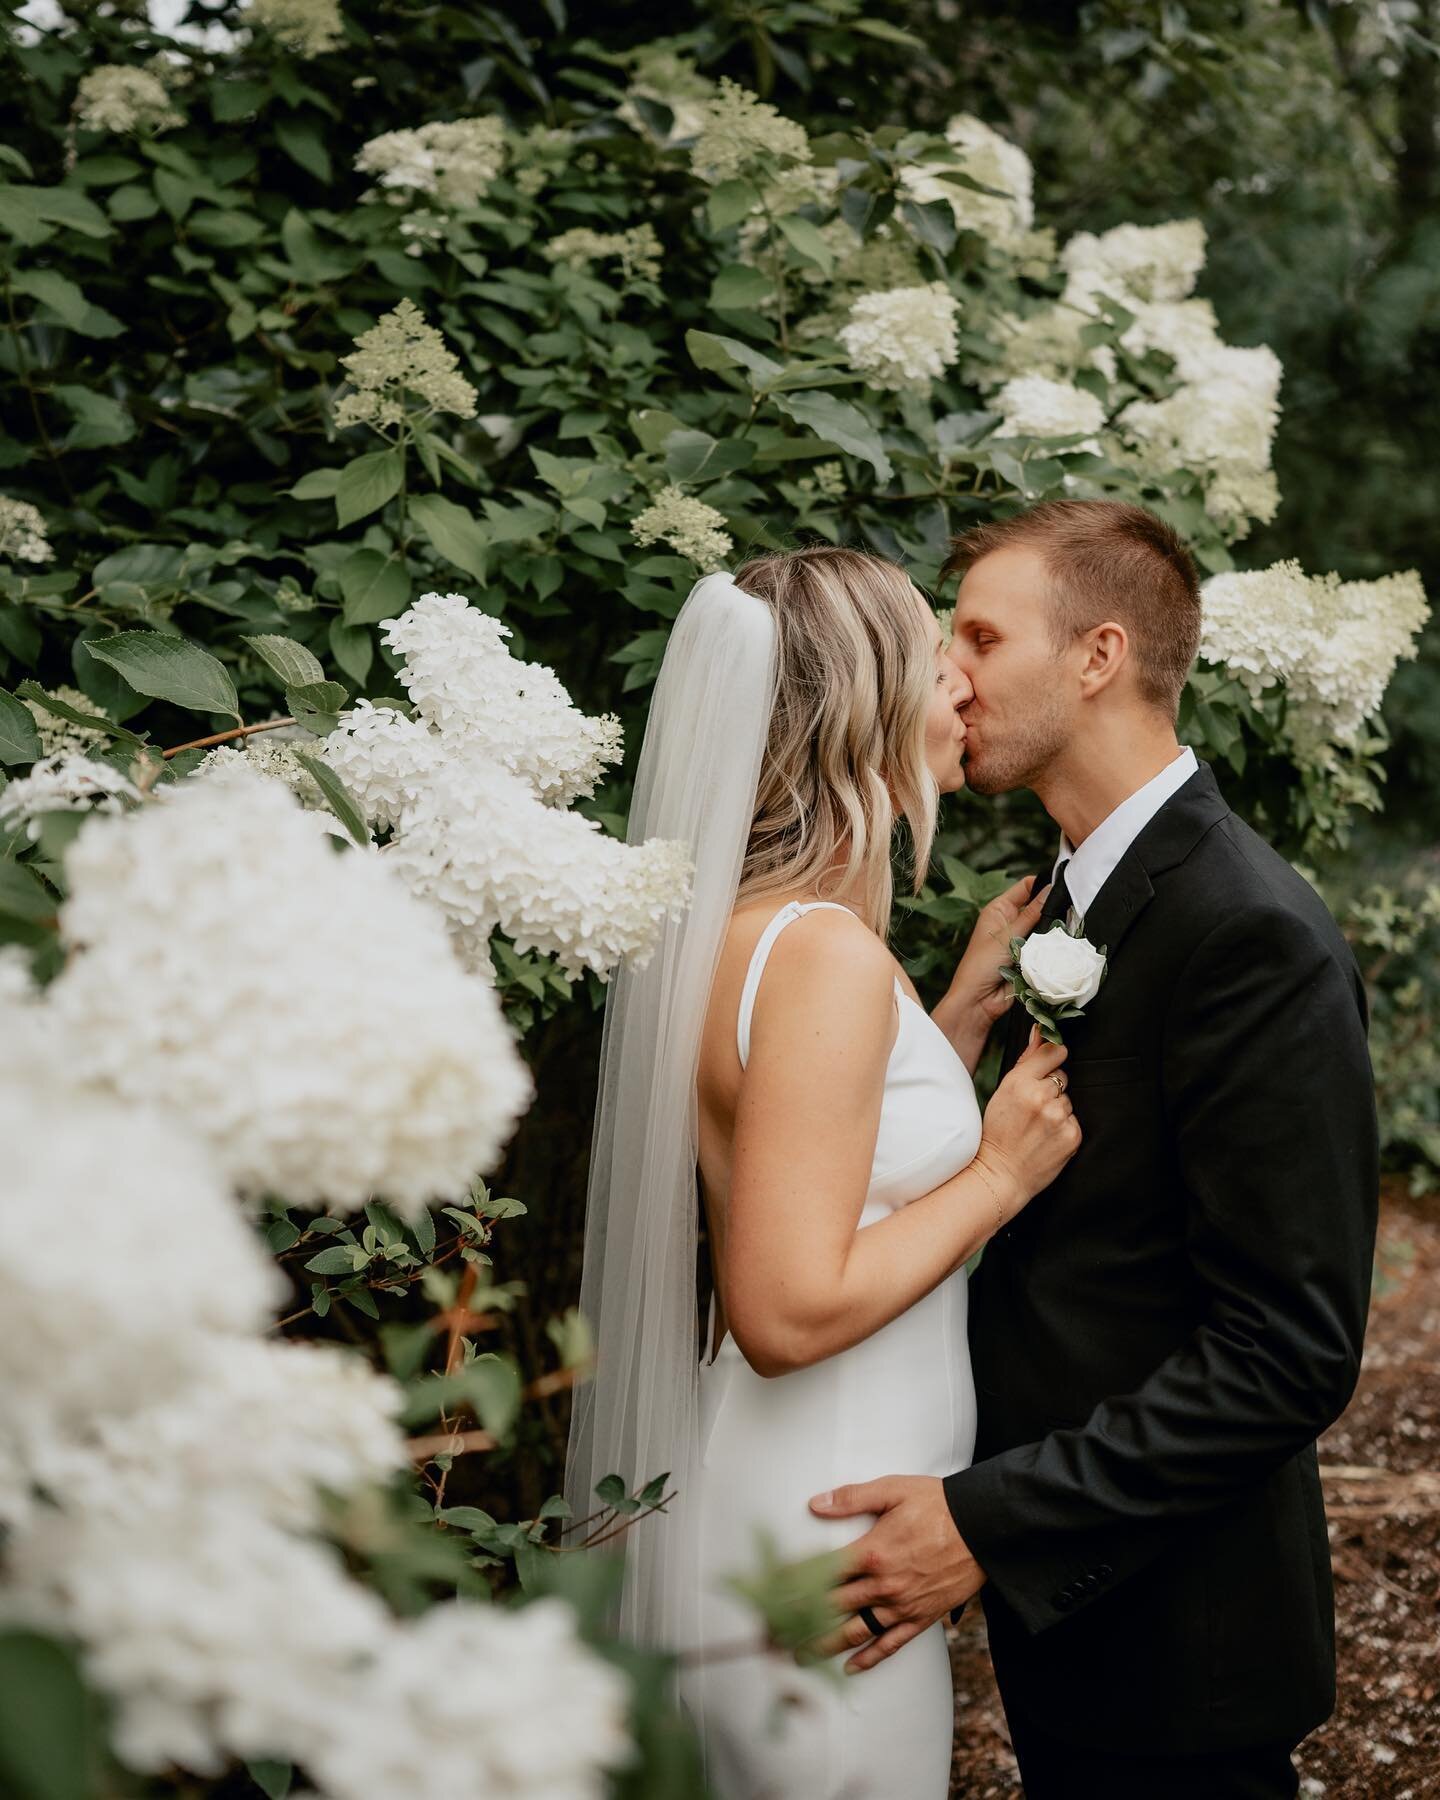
xmin=723 ymin=911 xmax=1076 ymax=1378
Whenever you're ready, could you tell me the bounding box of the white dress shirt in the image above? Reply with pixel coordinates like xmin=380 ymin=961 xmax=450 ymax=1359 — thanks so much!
xmin=1051 ymin=745 xmax=1199 ymax=923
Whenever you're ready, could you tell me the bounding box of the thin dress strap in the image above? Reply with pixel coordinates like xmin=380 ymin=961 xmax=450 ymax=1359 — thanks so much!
xmin=736 ymin=901 xmax=894 ymax=1068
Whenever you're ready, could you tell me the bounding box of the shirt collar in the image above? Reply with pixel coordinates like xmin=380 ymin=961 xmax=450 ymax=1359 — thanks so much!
xmin=1052 ymin=746 xmax=1199 ymax=923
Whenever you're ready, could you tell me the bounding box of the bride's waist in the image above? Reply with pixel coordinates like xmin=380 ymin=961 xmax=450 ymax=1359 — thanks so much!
xmin=697 ymin=1289 xmax=975 ymax=1489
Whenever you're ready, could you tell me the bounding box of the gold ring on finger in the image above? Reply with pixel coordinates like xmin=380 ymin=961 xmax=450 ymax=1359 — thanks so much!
xmin=1052 ymin=1072 xmax=1066 ymax=1097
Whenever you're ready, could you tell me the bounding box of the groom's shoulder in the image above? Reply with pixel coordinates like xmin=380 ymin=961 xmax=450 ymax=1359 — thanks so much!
xmin=1171 ymin=805 xmax=1349 ymax=963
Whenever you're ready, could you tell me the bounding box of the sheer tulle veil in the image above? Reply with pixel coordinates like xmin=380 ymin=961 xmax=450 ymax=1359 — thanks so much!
xmin=563 ymin=571 xmax=779 ymax=1710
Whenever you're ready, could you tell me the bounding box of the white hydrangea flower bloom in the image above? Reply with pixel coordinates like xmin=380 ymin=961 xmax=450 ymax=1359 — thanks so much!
xmin=0 ymin=943 xmax=38 ymax=1004
xmin=334 ymin=297 xmax=477 ymax=432
xmin=987 ymin=304 xmax=1118 ymax=387
xmin=355 ymin=118 xmax=506 ymax=210
xmin=0 ymin=496 xmax=54 ymax=563
xmin=690 ymin=77 xmax=810 ymax=183
xmin=0 ymin=764 xmax=635 ymax=1795
xmin=0 ymin=1494 xmax=395 ymax=1776
xmin=317 ymin=599 xmax=687 ymax=981
xmin=1051 ymin=221 xmax=1283 ymax=541
xmin=839 ymin=281 xmax=961 ymax=390
xmin=26 ymin=1336 xmax=407 ymax=1540
xmin=1112 ymin=296 xmax=1227 ymax=377
xmin=195 ymin=732 xmax=331 ymax=807
xmin=898 ymin=114 xmax=1034 ymax=249
xmin=0 ymin=1022 xmax=284 ymax=1524
xmin=1200 ymin=562 xmax=1429 ymax=748
xmin=1054 ymin=222 xmax=1227 ymax=393
xmin=988 ymin=218 xmax=1280 ymax=539
xmin=1060 ymin=219 xmax=1208 ymax=307
xmin=629 ymin=486 xmax=734 ymax=570
xmin=1120 ymin=344 xmax=1282 ymax=535
xmin=5 ymin=1397 xmax=630 ymax=1788
xmin=1311 ymin=573 xmax=1432 ymax=737
xmin=0 ymin=752 xmax=140 ymax=839
xmin=45 ymin=758 xmax=534 ymax=1217
xmin=73 ymin=65 xmax=184 ymax=135
xmin=1201 ymin=465 xmax=1282 ymax=537
xmin=315 ymin=697 xmax=444 ymax=833
xmin=383 ymin=745 xmax=694 ymax=980
xmin=543 ymin=225 xmax=663 ymax=283
xmin=21 ymin=685 xmax=108 ymax=756
xmin=307 ymin=1596 xmax=635 ymax=1800
xmin=993 ymin=376 xmax=1106 ymax=450
xmin=4 ymin=1452 xmax=631 ymax=1791
xmin=376 ymin=592 xmax=624 ymax=807
xmin=244 ymin=0 xmax=343 ymax=57
xmin=1178 ymin=339 xmax=1282 ymax=399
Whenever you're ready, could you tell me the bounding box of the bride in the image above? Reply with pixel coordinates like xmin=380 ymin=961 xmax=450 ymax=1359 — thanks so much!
xmin=565 ymin=545 xmax=1079 ymax=1797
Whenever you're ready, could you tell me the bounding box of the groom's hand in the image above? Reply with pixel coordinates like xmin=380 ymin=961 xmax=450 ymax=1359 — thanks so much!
xmin=802 ymin=1476 xmax=986 ymax=1674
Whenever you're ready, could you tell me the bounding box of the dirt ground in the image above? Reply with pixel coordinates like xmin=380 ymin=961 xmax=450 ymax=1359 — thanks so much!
xmin=945 ymin=1178 xmax=1440 ymax=1799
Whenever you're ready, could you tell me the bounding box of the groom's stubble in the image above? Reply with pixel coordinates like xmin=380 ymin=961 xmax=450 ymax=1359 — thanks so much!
xmin=959 ymin=665 xmax=1074 ymax=798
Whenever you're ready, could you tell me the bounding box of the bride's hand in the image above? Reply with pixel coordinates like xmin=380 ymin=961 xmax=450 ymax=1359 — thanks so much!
xmin=937 ymin=873 xmax=1052 ymax=1070
xmin=976 ymin=1031 xmax=1081 ymax=1213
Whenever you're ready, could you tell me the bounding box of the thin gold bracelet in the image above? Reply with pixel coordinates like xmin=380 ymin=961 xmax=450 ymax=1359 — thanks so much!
xmin=971 ymin=1159 xmax=1009 ymax=1240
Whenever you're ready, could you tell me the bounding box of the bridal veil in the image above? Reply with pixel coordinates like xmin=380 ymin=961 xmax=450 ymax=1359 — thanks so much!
xmin=563 ymin=571 xmax=779 ymax=1702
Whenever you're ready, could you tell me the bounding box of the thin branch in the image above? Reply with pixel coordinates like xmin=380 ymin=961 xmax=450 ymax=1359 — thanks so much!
xmin=407 ymin=1425 xmax=497 ymax=1459
xmin=163 ymin=717 xmax=296 ymax=758
xmin=569 ymin=1487 xmax=679 ymax=1552
xmin=431 ymin=1262 xmax=480 ymax=1511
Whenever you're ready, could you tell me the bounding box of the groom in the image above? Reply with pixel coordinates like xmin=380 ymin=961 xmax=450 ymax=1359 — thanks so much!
xmin=807 ymin=499 xmax=1379 ymax=1797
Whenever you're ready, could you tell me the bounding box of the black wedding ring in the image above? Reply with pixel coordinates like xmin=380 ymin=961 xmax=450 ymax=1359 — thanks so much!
xmin=857 ymin=1602 xmax=885 ymax=1637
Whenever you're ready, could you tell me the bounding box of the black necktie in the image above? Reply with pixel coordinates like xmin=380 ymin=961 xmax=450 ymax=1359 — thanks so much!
xmin=1039 ymin=858 xmax=1072 ymax=928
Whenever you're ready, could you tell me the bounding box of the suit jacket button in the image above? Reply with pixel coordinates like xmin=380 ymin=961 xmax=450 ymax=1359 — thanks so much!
xmin=1097 ymin=1564 xmax=1113 ymax=1581
xmin=1082 ymin=1574 xmax=1100 ymax=1592
xmin=1055 ymin=1590 xmax=1073 ymax=1610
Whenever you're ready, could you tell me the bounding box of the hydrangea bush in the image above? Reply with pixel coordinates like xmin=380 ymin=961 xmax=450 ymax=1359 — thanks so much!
xmin=0 ymin=6 xmax=1431 ymax=1795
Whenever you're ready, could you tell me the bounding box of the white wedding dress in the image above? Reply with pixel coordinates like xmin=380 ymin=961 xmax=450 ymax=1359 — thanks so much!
xmin=680 ymin=899 xmax=983 ymax=1800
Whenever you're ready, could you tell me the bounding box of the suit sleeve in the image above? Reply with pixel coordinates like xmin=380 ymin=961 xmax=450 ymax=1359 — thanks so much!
xmin=941 ymin=904 xmax=1379 ymax=1635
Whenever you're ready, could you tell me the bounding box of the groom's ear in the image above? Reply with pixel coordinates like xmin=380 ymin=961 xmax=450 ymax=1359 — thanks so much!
xmin=1078 ymin=621 xmax=1130 ymax=699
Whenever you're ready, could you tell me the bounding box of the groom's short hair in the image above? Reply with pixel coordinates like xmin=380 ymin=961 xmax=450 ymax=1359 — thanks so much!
xmin=941 ymin=499 xmax=1202 ymax=716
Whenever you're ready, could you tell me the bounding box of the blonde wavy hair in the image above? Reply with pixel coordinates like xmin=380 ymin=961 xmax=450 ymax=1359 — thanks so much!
xmin=731 ymin=545 xmax=941 ymax=941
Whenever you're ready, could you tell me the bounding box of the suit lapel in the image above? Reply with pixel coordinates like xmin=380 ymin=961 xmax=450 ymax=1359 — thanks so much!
xmin=1077 ymin=856 xmax=1154 ymax=966
xmin=994 ymin=762 xmax=1230 ymax=1074
xmin=1077 ymin=760 xmax=1229 ymax=964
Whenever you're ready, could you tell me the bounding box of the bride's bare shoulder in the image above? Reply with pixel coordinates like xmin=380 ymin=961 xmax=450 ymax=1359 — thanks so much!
xmin=699 ymin=901 xmax=895 ymax=1111
xmin=722 ymin=898 xmax=894 ymax=997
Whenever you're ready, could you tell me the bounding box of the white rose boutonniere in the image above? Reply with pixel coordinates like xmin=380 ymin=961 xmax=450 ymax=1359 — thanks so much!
xmin=1002 ymin=921 xmax=1108 ymax=1045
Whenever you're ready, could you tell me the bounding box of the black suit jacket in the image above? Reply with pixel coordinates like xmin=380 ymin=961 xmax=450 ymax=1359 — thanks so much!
xmin=943 ymin=761 xmax=1379 ymax=1756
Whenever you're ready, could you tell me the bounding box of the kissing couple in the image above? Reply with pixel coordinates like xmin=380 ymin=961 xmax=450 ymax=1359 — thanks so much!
xmin=565 ymin=498 xmax=1378 ymax=1799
